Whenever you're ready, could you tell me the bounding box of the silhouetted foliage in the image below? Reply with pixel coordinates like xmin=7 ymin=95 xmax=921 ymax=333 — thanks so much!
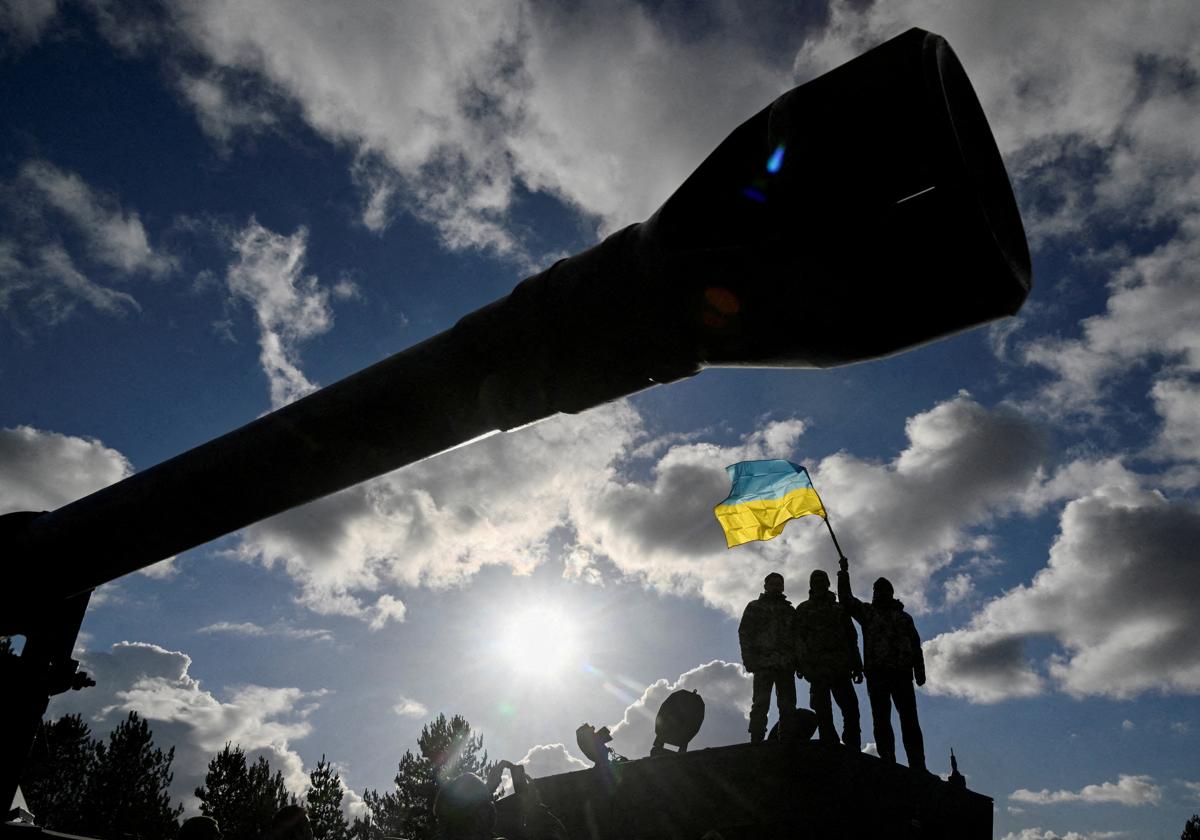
xmin=347 ymin=815 xmax=375 ymax=840
xmin=21 ymin=713 xmax=97 ymax=833
xmin=196 ymin=743 xmax=294 ymax=840
xmin=305 ymin=754 xmax=349 ymax=840
xmin=83 ymin=711 xmax=183 ymax=839
xmin=360 ymin=713 xmax=493 ymax=840
xmin=1182 ymin=813 xmax=1200 ymax=840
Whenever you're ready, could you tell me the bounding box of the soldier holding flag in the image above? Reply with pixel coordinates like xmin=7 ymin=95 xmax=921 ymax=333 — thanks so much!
xmin=837 ymin=556 xmax=927 ymax=772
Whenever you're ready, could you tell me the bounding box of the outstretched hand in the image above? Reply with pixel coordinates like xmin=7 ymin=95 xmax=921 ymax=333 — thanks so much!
xmin=851 ymin=670 xmax=863 ymax=684
xmin=914 ymin=668 xmax=926 ymax=687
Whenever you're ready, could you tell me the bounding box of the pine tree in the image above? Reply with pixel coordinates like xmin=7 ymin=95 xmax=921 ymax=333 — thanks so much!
xmin=1182 ymin=813 xmax=1200 ymax=840
xmin=361 ymin=714 xmax=492 ymax=840
xmin=20 ymin=714 xmax=97 ymax=834
xmin=196 ymin=743 xmax=294 ymax=840
xmin=305 ymin=755 xmax=349 ymax=840
xmin=81 ymin=711 xmax=183 ymax=840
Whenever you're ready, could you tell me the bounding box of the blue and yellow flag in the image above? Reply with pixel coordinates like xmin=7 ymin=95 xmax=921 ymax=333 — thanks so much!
xmin=713 ymin=460 xmax=826 ymax=548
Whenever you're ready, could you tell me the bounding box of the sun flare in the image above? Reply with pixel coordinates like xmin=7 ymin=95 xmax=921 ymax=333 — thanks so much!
xmin=496 ymin=606 xmax=580 ymax=679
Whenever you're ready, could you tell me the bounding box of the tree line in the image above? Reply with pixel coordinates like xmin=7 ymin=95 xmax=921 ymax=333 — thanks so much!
xmin=20 ymin=710 xmax=490 ymax=840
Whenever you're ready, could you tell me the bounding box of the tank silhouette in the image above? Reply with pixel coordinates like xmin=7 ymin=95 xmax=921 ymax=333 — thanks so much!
xmin=652 ymin=690 xmax=706 ymax=754
xmin=1 ymin=26 xmax=1030 ymax=815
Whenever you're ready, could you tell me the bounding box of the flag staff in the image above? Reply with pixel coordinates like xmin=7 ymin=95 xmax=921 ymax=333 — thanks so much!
xmin=800 ymin=465 xmax=847 ymax=562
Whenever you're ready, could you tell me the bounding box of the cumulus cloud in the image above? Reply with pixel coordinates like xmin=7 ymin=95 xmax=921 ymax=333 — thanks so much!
xmin=233 ymin=390 xmax=1053 ymax=627
xmin=225 ymin=219 xmax=335 ymax=408
xmin=1010 ymin=774 xmax=1163 ymax=807
xmin=925 ymin=486 xmax=1200 ymax=701
xmin=517 ymin=743 xmax=589 ymax=778
xmin=575 ymin=393 xmax=1047 ymax=616
xmin=0 ymin=425 xmax=133 ymax=514
xmin=234 ymin=400 xmax=641 ymax=624
xmin=49 ymin=641 xmax=320 ymax=811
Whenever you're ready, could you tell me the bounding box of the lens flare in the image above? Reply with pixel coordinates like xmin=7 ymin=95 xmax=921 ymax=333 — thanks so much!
xmin=766 ymin=144 xmax=785 ymax=174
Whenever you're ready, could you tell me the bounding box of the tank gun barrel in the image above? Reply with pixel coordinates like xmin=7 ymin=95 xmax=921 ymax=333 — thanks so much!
xmin=3 ymin=26 xmax=1030 ymax=618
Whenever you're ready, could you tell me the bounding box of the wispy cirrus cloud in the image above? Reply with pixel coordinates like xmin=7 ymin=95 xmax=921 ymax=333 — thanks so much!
xmin=225 ymin=219 xmax=335 ymax=409
xmin=0 ymin=160 xmax=174 ymax=325
xmin=197 ymin=620 xmax=334 ymax=643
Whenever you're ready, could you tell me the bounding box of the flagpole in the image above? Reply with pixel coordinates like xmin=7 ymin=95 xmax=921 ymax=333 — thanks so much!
xmin=800 ymin=465 xmax=847 ymax=562
xmin=823 ymin=514 xmax=847 ymax=562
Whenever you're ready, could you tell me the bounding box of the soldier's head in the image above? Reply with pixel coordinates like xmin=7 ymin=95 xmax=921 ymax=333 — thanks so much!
xmin=179 ymin=816 xmax=221 ymax=840
xmin=434 ymin=773 xmax=495 ymax=840
xmin=872 ymin=576 xmax=895 ymax=605
xmin=764 ymin=572 xmax=785 ymax=594
xmin=809 ymin=569 xmax=830 ymax=593
xmin=265 ymin=805 xmax=312 ymax=840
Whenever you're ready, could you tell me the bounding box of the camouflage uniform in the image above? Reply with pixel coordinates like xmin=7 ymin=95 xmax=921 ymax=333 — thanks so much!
xmin=794 ymin=587 xmax=862 ymax=749
xmin=837 ymin=568 xmax=926 ymax=770
xmin=738 ymin=590 xmax=797 ymax=741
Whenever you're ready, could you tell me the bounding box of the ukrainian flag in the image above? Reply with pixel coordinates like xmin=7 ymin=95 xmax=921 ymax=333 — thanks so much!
xmin=713 ymin=460 xmax=826 ymax=548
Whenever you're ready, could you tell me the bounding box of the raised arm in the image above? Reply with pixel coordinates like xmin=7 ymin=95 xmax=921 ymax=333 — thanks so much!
xmin=836 ymin=556 xmax=865 ymax=622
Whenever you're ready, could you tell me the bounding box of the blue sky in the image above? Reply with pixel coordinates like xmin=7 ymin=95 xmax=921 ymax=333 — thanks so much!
xmin=2 ymin=1 xmax=1199 ymax=838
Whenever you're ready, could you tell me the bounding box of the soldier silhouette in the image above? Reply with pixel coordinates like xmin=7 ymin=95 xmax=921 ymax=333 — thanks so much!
xmin=794 ymin=568 xmax=862 ymax=749
xmin=435 ymin=762 xmax=568 ymax=840
xmin=837 ymin=556 xmax=926 ymax=771
xmin=738 ymin=572 xmax=797 ymax=743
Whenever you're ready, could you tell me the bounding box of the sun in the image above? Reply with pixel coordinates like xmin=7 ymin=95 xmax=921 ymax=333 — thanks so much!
xmin=494 ymin=605 xmax=581 ymax=680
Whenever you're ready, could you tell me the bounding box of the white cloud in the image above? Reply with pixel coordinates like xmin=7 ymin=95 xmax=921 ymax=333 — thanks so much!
xmin=1121 ymin=719 xmax=1134 ymax=731
xmin=197 ymin=620 xmax=334 ymax=643
xmin=517 ymin=743 xmax=589 ymax=778
xmin=0 ymin=425 xmax=133 ymax=514
xmin=999 ymin=831 xmax=1116 ymax=840
xmin=574 ymin=393 xmax=1047 ymax=617
xmin=0 ymin=160 xmax=174 ymax=324
xmin=177 ymin=70 xmax=278 ymax=146
xmin=1181 ymin=779 xmax=1200 ymax=800
xmin=1148 ymin=378 xmax=1200 ymax=462
xmin=924 ymin=485 xmax=1200 ymax=701
xmin=391 ymin=696 xmax=428 ymax=719
xmin=102 ymin=0 xmax=796 ymax=259
xmin=1021 ymin=221 xmax=1200 ymax=416
xmin=225 ymin=219 xmax=334 ymax=408
xmin=942 ymin=572 xmax=975 ymax=606
xmin=1010 ymin=774 xmax=1163 ymax=807
xmin=19 ymin=160 xmax=175 ymax=277
xmin=234 ymin=400 xmax=641 ymax=624
xmin=233 ymin=390 xmax=1056 ymax=629
xmin=49 ymin=641 xmax=320 ymax=812
xmin=0 ymin=0 xmax=59 ymax=47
